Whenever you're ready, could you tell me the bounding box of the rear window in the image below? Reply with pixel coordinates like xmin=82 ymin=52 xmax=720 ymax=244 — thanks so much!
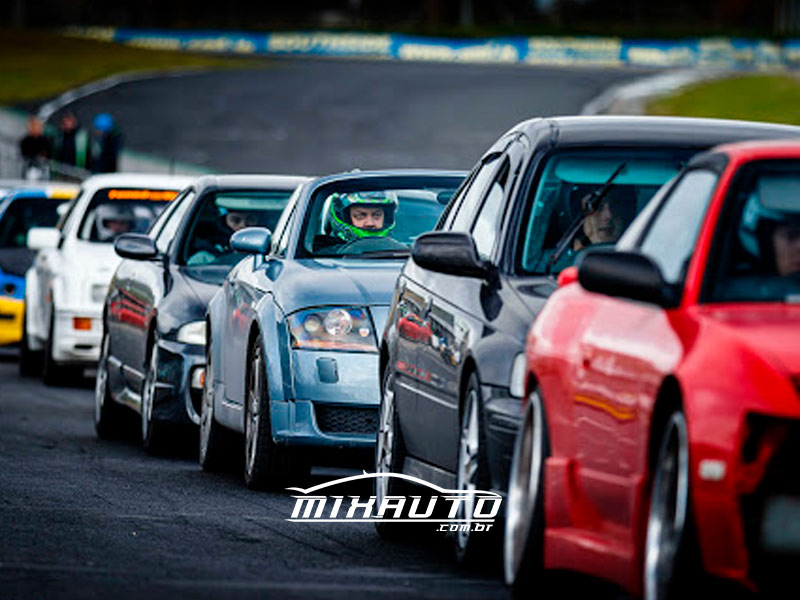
xmin=77 ymin=188 xmax=178 ymax=243
xmin=0 ymin=197 xmax=68 ymax=248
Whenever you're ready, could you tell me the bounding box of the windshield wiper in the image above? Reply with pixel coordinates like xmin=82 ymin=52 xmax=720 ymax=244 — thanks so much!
xmin=545 ymin=163 xmax=627 ymax=276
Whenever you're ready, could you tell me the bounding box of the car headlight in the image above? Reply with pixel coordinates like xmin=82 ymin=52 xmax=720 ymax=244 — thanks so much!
xmin=509 ymin=352 xmax=527 ymax=398
xmin=176 ymin=320 xmax=206 ymax=346
xmin=287 ymin=306 xmax=377 ymax=352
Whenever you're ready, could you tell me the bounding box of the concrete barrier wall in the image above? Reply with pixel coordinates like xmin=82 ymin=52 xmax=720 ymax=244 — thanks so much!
xmin=64 ymin=27 xmax=797 ymax=69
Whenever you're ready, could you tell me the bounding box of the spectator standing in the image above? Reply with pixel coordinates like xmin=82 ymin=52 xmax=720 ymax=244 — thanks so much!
xmin=91 ymin=113 xmax=122 ymax=173
xmin=53 ymin=111 xmax=90 ymax=169
xmin=19 ymin=116 xmax=51 ymax=178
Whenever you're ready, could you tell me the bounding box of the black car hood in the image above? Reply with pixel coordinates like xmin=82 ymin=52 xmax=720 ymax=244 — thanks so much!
xmin=178 ymin=266 xmax=229 ymax=305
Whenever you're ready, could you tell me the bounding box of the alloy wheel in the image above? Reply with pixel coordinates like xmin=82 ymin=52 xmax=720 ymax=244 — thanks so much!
xmin=644 ymin=412 xmax=689 ymax=600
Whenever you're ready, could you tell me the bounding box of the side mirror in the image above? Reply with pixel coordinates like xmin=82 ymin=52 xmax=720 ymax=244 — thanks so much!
xmin=230 ymin=227 xmax=272 ymax=255
xmin=578 ymin=250 xmax=677 ymax=308
xmin=114 ymin=233 xmax=159 ymax=260
xmin=411 ymin=232 xmax=494 ymax=279
xmin=27 ymin=227 xmax=60 ymax=251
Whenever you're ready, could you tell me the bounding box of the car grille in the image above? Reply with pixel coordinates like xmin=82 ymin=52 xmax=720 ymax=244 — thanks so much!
xmin=315 ymin=405 xmax=377 ymax=435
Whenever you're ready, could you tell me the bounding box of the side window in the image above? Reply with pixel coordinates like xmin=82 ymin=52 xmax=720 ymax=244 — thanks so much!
xmin=638 ymin=169 xmax=718 ymax=285
xmin=156 ymin=190 xmax=195 ymax=254
xmin=447 ymin=155 xmax=501 ymax=232
xmin=56 ymin=190 xmax=83 ymax=231
xmin=471 ymin=160 xmax=510 ymax=261
xmin=148 ymin=189 xmax=187 ymax=239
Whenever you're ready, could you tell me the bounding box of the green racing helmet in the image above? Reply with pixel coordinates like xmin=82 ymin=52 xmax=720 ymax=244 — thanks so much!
xmin=328 ymin=191 xmax=398 ymax=243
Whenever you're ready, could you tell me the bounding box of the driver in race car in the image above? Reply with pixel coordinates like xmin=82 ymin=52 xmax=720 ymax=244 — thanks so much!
xmin=94 ymin=203 xmax=136 ymax=241
xmin=329 ymin=191 xmax=398 ymax=242
xmin=314 ymin=191 xmax=399 ymax=253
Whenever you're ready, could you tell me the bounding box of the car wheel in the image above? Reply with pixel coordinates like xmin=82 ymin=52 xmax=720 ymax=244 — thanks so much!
xmin=19 ymin=309 xmax=42 ymax=377
xmin=504 ymin=390 xmax=549 ymax=597
xmin=374 ymin=366 xmax=410 ymax=539
xmin=454 ymin=372 xmax=495 ymax=564
xmin=644 ymin=410 xmax=696 ymax=600
xmin=43 ymin=310 xmax=70 ymax=386
xmin=141 ymin=342 xmax=170 ymax=454
xmin=243 ymin=335 xmax=290 ymax=490
xmin=199 ymin=337 xmax=232 ymax=472
xmin=95 ymin=330 xmax=122 ymax=439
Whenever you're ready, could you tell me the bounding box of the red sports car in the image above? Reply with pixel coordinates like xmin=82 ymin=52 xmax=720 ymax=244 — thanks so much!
xmin=504 ymin=140 xmax=800 ymax=599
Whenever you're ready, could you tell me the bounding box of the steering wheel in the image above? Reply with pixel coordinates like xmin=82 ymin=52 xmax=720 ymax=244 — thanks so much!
xmin=336 ymin=236 xmax=407 ymax=253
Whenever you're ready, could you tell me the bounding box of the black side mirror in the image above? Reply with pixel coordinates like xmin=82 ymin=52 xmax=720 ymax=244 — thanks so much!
xmin=578 ymin=250 xmax=677 ymax=308
xmin=411 ymin=232 xmax=494 ymax=280
xmin=114 ymin=233 xmax=159 ymax=261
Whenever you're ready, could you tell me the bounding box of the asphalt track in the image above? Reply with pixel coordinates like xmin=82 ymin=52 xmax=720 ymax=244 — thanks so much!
xmin=55 ymin=58 xmax=653 ymax=174
xmin=1 ymin=58 xmax=651 ymax=599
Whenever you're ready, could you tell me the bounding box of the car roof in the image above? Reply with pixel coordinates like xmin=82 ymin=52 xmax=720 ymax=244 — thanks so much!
xmin=79 ymin=172 xmax=196 ymax=193
xmin=191 ymin=174 xmax=311 ymax=193
xmin=708 ymin=138 xmax=800 ymax=161
xmin=510 ymin=116 xmax=800 ymax=149
xmin=306 ymin=169 xmax=468 ymax=190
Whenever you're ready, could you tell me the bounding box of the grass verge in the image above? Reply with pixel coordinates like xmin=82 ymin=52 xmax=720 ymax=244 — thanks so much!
xmin=647 ymin=74 xmax=800 ymax=126
xmin=0 ymin=28 xmax=271 ymax=106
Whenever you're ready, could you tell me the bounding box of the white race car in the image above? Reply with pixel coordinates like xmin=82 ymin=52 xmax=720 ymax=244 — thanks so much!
xmin=22 ymin=173 xmax=194 ymax=384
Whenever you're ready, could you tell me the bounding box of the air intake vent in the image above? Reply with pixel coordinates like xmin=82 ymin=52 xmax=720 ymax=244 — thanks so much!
xmin=315 ymin=405 xmax=377 ymax=435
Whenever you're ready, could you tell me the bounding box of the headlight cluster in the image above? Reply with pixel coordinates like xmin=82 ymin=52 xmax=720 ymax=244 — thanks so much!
xmin=177 ymin=320 xmax=206 ymax=346
xmin=287 ymin=306 xmax=377 ymax=352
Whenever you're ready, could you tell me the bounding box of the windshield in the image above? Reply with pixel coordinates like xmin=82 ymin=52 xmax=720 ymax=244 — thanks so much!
xmin=299 ymin=177 xmax=462 ymax=258
xmin=78 ymin=188 xmax=178 ymax=243
xmin=181 ymin=189 xmax=295 ymax=266
xmin=0 ymin=197 xmax=67 ymax=248
xmin=519 ymin=148 xmax=693 ymax=274
xmin=705 ymin=159 xmax=800 ymax=303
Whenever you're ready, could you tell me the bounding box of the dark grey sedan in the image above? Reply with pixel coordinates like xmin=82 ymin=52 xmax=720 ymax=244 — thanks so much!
xmin=94 ymin=174 xmax=308 ymax=453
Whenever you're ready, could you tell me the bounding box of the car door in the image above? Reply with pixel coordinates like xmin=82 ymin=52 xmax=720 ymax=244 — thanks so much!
xmin=571 ymin=168 xmax=718 ymax=537
xmin=404 ymin=143 xmax=521 ymax=471
xmin=220 ymin=195 xmax=299 ymax=408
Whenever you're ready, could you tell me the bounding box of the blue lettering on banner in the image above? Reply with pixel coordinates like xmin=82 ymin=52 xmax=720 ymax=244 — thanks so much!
xmin=61 ymin=27 xmax=800 ymax=70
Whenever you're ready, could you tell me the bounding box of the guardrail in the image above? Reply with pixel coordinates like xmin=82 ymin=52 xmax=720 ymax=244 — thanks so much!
xmin=65 ymin=27 xmax=798 ymax=69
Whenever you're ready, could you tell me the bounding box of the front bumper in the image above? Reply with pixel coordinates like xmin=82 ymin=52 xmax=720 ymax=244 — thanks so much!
xmin=0 ymin=297 xmax=23 ymax=346
xmin=51 ymin=307 xmax=103 ymax=365
xmin=270 ymin=349 xmax=379 ymax=449
xmin=150 ymin=338 xmax=205 ymax=426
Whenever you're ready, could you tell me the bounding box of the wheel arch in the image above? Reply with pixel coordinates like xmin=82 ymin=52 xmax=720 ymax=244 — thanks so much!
xmin=648 ymin=375 xmax=685 ymax=471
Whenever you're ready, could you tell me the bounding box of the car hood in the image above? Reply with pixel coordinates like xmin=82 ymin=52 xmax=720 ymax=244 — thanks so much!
xmin=65 ymin=241 xmax=119 ymax=281
xmin=697 ymin=304 xmax=800 ymax=374
xmin=274 ymin=258 xmax=404 ymax=331
xmin=179 ymin=266 xmax=228 ymax=305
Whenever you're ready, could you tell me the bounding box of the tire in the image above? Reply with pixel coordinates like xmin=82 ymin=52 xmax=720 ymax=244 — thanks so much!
xmin=644 ymin=410 xmax=697 ymax=600
xmin=141 ymin=342 xmax=170 ymax=455
xmin=243 ymin=334 xmax=291 ymax=490
xmin=95 ymin=330 xmax=122 ymax=439
xmin=43 ymin=311 xmax=70 ymax=386
xmin=374 ymin=366 xmax=411 ymax=539
xmin=199 ymin=336 xmax=232 ymax=472
xmin=19 ymin=309 xmax=42 ymax=377
xmin=504 ymin=390 xmax=549 ymax=597
xmin=454 ymin=372 xmax=496 ymax=564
